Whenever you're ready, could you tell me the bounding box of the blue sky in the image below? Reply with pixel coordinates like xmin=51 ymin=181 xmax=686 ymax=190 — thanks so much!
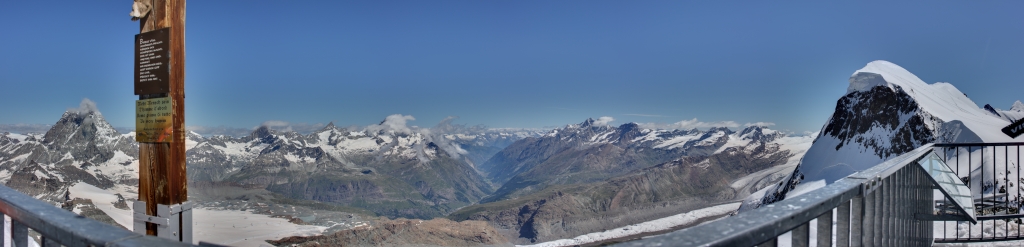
xmin=2 ymin=1 xmax=1023 ymax=134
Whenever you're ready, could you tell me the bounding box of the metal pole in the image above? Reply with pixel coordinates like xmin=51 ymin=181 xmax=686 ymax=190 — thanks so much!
xmin=884 ymin=175 xmax=892 ymax=246
xmin=757 ymin=237 xmax=778 ymax=247
xmin=851 ymin=196 xmax=864 ymax=247
xmin=793 ymin=222 xmax=810 ymax=247
xmin=898 ymin=168 xmax=906 ymax=246
xmin=874 ymin=183 xmax=882 ymax=247
xmin=819 ymin=209 xmax=834 ymax=247
xmin=12 ymin=220 xmax=27 ymax=247
xmin=864 ymin=188 xmax=875 ymax=246
xmin=838 ymin=199 xmax=851 ymax=247
xmin=0 ymin=214 xmax=5 ymax=247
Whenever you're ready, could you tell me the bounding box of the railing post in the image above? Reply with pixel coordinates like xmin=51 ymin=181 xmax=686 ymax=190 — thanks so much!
xmin=884 ymin=174 xmax=892 ymax=245
xmin=901 ymin=167 xmax=909 ymax=245
xmin=757 ymin=237 xmax=777 ymax=247
xmin=818 ymin=209 xmax=834 ymax=247
xmin=921 ymin=162 xmax=929 ymax=245
xmin=873 ymin=184 xmax=882 ymax=247
xmin=12 ymin=220 xmax=27 ymax=247
xmin=851 ymin=195 xmax=864 ymax=247
xmin=884 ymin=176 xmax=892 ymax=246
xmin=838 ymin=200 xmax=851 ymax=247
xmin=922 ymin=166 xmax=933 ymax=246
xmin=41 ymin=236 xmax=58 ymax=247
xmin=863 ymin=186 xmax=875 ymax=246
xmin=0 ymin=214 xmax=5 ymax=247
xmin=793 ymin=222 xmax=810 ymax=247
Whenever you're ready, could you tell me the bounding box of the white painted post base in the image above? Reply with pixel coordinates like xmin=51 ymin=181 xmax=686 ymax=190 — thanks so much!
xmin=133 ymin=201 xmax=193 ymax=243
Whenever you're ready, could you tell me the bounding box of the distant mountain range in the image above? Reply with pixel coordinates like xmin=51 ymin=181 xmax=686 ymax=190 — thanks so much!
xmin=452 ymin=119 xmax=811 ymax=243
xmin=0 ymin=110 xmax=547 ymax=219
xmin=20 ymin=61 xmax=1012 ymax=245
xmin=0 ymin=105 xmax=812 ymax=244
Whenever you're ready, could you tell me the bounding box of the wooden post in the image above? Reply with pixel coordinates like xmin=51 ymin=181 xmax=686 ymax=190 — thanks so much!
xmin=138 ymin=0 xmax=186 ymax=237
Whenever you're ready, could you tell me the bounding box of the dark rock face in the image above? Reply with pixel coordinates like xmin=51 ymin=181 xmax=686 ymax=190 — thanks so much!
xmin=6 ymin=161 xmax=63 ymax=197
xmin=821 ymin=83 xmax=934 ymax=159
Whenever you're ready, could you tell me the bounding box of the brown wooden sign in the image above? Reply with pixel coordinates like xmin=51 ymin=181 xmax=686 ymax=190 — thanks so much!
xmin=135 ymin=28 xmax=170 ymax=95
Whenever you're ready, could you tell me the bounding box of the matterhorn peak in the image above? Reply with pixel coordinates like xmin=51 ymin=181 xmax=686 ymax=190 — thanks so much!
xmin=579 ymin=118 xmax=596 ymax=127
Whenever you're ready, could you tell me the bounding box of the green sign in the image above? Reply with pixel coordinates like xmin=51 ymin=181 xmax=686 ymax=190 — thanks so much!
xmin=136 ymin=97 xmax=173 ymax=143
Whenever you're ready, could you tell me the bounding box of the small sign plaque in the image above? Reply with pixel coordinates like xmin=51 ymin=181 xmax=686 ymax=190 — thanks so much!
xmin=1003 ymin=118 xmax=1024 ymax=139
xmin=136 ymin=97 xmax=173 ymax=142
xmin=135 ymin=28 xmax=170 ymax=95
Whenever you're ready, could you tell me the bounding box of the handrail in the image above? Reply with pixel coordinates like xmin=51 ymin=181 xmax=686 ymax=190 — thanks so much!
xmin=933 ymin=142 xmax=1024 ymax=243
xmin=617 ymin=144 xmax=940 ymax=247
xmin=933 ymin=142 xmax=1024 ymax=147
xmin=0 ymin=184 xmax=197 ymax=247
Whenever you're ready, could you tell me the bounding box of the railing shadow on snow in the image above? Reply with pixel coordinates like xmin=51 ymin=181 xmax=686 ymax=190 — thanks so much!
xmin=619 ymin=142 xmax=1024 ymax=247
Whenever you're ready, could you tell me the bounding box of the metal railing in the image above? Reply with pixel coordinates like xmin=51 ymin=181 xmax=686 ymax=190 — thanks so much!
xmin=619 ymin=144 xmax=940 ymax=247
xmin=934 ymin=142 xmax=1024 ymax=243
xmin=0 ymin=184 xmax=199 ymax=247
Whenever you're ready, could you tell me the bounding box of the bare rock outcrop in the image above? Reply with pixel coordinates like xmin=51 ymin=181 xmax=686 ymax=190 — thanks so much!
xmin=269 ymin=218 xmax=510 ymax=247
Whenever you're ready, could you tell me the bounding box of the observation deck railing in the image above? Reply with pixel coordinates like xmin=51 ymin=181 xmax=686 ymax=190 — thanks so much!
xmin=620 ymin=142 xmax=1024 ymax=247
xmin=933 ymin=142 xmax=1024 ymax=243
xmin=0 ymin=184 xmax=201 ymax=247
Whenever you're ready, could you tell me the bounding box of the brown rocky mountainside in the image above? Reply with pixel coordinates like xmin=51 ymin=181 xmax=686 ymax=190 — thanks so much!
xmin=269 ymin=218 xmax=511 ymax=247
xmin=450 ymin=138 xmax=794 ymax=244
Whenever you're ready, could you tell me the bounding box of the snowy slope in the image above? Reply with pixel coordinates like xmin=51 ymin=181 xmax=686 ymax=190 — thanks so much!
xmin=753 ymin=60 xmax=1021 ymax=208
xmin=850 ymin=61 xmax=1014 ymax=142
xmin=806 ymin=60 xmax=1015 ymax=183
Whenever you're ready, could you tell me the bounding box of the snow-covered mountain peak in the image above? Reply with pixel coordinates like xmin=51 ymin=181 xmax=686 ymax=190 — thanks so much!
xmin=579 ymin=118 xmax=596 ymax=127
xmin=850 ymin=61 xmax=1012 ymax=142
xmin=322 ymin=122 xmax=337 ymax=131
xmin=750 ymin=61 xmax=1020 ymax=209
xmin=848 ymin=60 xmax=927 ymax=94
xmin=42 ymin=109 xmax=122 ymax=147
xmin=739 ymin=125 xmax=783 ymax=143
xmin=1012 ymin=100 xmax=1024 ymax=112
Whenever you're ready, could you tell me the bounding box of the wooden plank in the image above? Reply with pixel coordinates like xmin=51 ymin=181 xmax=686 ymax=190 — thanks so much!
xmin=168 ymin=0 xmax=188 ymax=204
xmin=138 ymin=0 xmax=186 ymax=239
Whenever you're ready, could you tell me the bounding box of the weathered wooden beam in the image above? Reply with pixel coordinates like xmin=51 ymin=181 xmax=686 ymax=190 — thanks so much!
xmin=138 ymin=0 xmax=186 ymax=238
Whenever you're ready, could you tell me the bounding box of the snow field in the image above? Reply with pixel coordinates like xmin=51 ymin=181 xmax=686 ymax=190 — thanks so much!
xmin=68 ymin=182 xmax=326 ymax=247
xmin=520 ymin=202 xmax=741 ymax=247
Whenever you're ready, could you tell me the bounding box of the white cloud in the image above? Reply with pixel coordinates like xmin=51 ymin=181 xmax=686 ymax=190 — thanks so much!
xmin=594 ymin=116 xmax=615 ymax=126
xmin=671 ymin=118 xmax=739 ymax=129
xmin=637 ymin=118 xmax=740 ymax=130
xmin=364 ymin=114 xmax=417 ymax=135
xmin=69 ymin=98 xmax=100 ymax=115
xmin=258 ymin=121 xmax=326 ymax=133
xmin=744 ymin=122 xmax=776 ymax=127
xmin=261 ymin=120 xmax=290 ymax=128
xmin=624 ymin=114 xmax=668 ymax=118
